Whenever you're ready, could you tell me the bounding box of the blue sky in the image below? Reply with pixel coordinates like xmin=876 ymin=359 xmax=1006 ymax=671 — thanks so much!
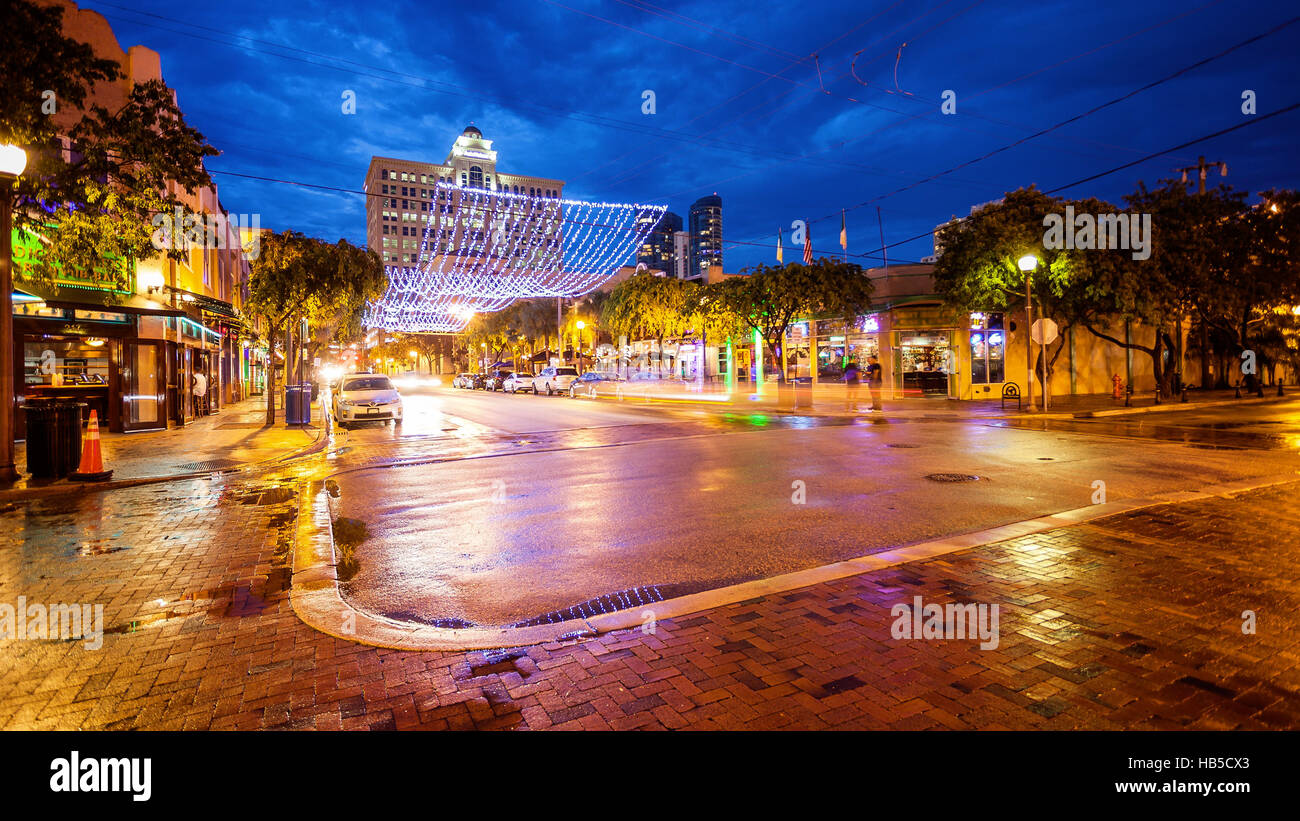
xmin=85 ymin=0 xmax=1300 ymax=270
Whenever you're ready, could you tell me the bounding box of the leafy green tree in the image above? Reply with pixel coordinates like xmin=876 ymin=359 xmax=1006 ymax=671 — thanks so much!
xmin=713 ymin=258 xmax=873 ymax=381
xmin=2 ymin=0 xmax=218 ymax=289
xmin=602 ymin=273 xmax=696 ymax=374
xmin=247 ymin=232 xmax=385 ymax=422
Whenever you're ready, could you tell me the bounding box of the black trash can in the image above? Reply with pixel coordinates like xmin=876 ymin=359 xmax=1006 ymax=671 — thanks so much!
xmin=285 ymin=384 xmax=310 ymax=425
xmin=54 ymin=402 xmax=86 ymax=476
xmin=20 ymin=400 xmax=57 ymax=478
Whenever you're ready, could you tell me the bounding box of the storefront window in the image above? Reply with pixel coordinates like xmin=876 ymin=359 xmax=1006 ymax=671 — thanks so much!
xmin=969 ymin=312 xmax=1006 ymax=384
xmin=898 ymin=331 xmax=952 ymax=397
xmin=24 ymin=337 xmax=110 ymax=387
xmin=786 ymin=321 xmax=811 ymax=379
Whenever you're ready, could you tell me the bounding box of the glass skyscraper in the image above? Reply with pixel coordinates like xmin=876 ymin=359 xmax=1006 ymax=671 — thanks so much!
xmin=688 ymin=194 xmax=722 ymax=281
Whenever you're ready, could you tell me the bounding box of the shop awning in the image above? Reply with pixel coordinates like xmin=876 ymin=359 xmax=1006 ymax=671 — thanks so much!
xmin=17 ymin=282 xmax=186 ymax=317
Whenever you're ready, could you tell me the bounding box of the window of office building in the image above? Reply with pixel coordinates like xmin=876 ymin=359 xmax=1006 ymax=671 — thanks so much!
xmin=969 ymin=312 xmax=1006 ymax=384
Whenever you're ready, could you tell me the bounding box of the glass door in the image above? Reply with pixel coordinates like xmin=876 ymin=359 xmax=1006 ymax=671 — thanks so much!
xmin=121 ymin=340 xmax=165 ymax=431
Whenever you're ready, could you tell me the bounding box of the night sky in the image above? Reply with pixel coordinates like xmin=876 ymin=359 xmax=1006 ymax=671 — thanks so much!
xmin=82 ymin=0 xmax=1300 ymax=271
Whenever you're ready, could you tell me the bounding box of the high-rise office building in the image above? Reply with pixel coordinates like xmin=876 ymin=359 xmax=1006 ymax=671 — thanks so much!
xmin=363 ymin=125 xmax=565 ymax=266
xmin=672 ymin=230 xmax=690 ymax=280
xmin=688 ymin=194 xmax=722 ymax=281
xmin=636 ymin=210 xmax=682 ymax=273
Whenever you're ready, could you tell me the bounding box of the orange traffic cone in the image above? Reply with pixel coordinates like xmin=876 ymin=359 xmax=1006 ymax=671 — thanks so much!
xmin=70 ymin=410 xmax=113 ymax=482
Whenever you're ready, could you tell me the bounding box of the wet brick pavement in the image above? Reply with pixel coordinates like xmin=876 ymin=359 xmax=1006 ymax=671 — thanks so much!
xmin=0 ymin=467 xmax=1297 ymax=730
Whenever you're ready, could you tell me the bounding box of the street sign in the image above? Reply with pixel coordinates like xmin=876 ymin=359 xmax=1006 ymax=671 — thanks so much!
xmin=1031 ymin=318 xmax=1059 ymax=345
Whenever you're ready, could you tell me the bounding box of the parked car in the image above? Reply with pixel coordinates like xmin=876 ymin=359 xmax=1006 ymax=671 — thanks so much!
xmin=534 ymin=365 xmax=580 ymax=395
xmin=568 ymin=371 xmax=622 ymax=398
xmin=469 ymin=373 xmax=488 ymax=390
xmin=332 ymin=373 xmax=402 ymax=429
xmin=502 ymin=372 xmax=536 ymax=394
xmin=452 ymin=373 xmax=474 ymax=388
xmin=484 ymin=369 xmax=513 ymax=391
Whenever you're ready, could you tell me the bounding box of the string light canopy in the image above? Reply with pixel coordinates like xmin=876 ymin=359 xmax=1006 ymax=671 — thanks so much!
xmin=365 ymin=182 xmax=666 ymax=332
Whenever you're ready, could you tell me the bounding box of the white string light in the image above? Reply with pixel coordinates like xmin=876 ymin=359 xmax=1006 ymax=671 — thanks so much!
xmin=365 ymin=182 xmax=665 ymax=332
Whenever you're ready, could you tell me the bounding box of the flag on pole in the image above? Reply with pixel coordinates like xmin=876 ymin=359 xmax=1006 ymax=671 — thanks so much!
xmin=839 ymin=210 xmax=847 ymax=251
xmin=802 ymin=222 xmax=813 ymax=264
xmin=776 ymin=228 xmax=783 ymax=263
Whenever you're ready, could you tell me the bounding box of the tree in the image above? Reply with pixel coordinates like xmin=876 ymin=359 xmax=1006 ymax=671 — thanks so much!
xmin=247 ymin=232 xmax=385 ymax=423
xmin=303 ymin=239 xmax=388 ymax=367
xmin=713 ymin=258 xmax=874 ymax=381
xmin=602 ymin=273 xmax=695 ymax=374
xmin=3 ymin=0 xmax=218 ymax=289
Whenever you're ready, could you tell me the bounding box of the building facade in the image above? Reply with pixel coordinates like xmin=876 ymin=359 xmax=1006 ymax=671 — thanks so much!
xmin=636 ymin=211 xmax=681 ymax=274
xmin=687 ymin=195 xmax=722 ymax=281
xmin=363 ymin=126 xmax=565 ymax=267
xmin=13 ymin=0 xmax=254 ymax=439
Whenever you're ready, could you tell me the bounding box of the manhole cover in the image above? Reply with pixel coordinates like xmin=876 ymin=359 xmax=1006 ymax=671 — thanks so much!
xmin=176 ymin=458 xmax=243 ymax=472
xmin=925 ymin=473 xmax=984 ymax=483
xmin=886 ymin=443 xmax=921 ymax=448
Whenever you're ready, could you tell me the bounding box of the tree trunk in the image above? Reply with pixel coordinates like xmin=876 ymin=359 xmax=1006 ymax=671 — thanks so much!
xmin=265 ymin=323 xmax=278 ymax=425
xmin=1199 ymin=311 xmax=1211 ymax=389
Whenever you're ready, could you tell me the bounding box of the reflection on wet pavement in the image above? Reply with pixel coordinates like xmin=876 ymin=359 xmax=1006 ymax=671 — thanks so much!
xmin=989 ymin=417 xmax=1300 ymax=450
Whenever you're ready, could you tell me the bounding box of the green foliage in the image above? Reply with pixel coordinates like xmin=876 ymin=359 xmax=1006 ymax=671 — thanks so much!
xmin=714 ymin=258 xmax=873 ymax=370
xmin=2 ymin=1 xmax=218 ymax=287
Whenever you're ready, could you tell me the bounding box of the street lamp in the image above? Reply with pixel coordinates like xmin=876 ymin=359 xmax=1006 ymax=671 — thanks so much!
xmin=574 ymin=320 xmax=585 ymax=373
xmin=0 ymin=144 xmax=29 ymax=483
xmin=1017 ymin=254 xmax=1039 ymax=414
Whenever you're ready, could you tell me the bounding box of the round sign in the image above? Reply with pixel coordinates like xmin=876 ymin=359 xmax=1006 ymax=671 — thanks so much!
xmin=1031 ymin=318 xmax=1059 ymax=345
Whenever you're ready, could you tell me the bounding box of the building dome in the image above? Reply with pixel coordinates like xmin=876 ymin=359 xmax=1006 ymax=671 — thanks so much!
xmin=463 ymin=125 xmax=482 ymax=137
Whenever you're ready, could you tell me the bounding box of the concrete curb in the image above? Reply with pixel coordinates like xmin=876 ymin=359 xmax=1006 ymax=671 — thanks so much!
xmin=288 ymin=460 xmax=1300 ymax=652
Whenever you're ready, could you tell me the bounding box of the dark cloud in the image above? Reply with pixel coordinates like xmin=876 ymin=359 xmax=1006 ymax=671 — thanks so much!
xmin=87 ymin=0 xmax=1300 ymax=268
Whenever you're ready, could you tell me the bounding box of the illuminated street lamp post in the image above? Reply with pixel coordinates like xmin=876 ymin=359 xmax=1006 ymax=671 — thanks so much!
xmin=575 ymin=320 xmax=585 ymax=374
xmin=1017 ymin=254 xmax=1038 ymax=414
xmin=0 ymin=144 xmax=28 ymax=483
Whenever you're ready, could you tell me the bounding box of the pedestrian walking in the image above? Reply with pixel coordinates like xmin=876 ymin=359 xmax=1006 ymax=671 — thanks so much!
xmin=192 ymin=370 xmax=208 ymax=416
xmin=843 ymin=360 xmax=861 ymax=412
xmin=866 ymin=355 xmax=883 ymax=412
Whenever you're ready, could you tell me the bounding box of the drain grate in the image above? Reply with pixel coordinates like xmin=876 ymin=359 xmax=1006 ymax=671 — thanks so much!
xmin=177 ymin=458 xmax=243 ymax=472
xmin=510 ymin=586 xmax=667 ymax=628
xmin=925 ymin=473 xmax=984 ymax=483
xmin=886 ymin=443 xmax=921 ymax=448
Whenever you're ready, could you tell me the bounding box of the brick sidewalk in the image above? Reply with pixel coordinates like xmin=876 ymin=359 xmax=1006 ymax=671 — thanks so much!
xmin=1 ymin=461 xmax=1296 ymax=730
xmin=3 ymin=396 xmax=323 ymax=495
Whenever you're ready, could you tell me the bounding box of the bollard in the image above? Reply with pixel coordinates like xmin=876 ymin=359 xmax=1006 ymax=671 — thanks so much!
xmin=1278 ymin=379 xmax=1285 ymax=397
xmin=1124 ymin=384 xmax=1133 ymax=407
xmin=1181 ymin=386 xmax=1188 ymax=403
xmin=1234 ymin=385 xmax=1242 ymax=399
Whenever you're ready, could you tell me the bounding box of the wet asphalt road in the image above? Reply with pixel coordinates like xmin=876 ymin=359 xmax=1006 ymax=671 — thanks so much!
xmin=331 ymin=386 xmax=1300 ymax=627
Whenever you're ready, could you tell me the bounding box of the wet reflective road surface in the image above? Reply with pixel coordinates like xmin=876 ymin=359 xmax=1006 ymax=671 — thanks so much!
xmin=330 ymin=387 xmax=1300 ymax=627
xmin=991 ymin=402 xmax=1300 ymax=451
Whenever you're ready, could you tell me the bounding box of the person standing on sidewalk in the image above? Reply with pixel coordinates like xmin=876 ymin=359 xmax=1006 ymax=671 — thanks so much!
xmin=866 ymin=355 xmax=883 ymax=412
xmin=843 ymin=359 xmax=861 ymax=412
xmin=192 ymin=370 xmax=208 ymax=417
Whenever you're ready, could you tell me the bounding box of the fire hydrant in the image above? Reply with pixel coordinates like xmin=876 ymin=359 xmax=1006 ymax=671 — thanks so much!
xmin=1112 ymin=373 xmax=1124 ymax=400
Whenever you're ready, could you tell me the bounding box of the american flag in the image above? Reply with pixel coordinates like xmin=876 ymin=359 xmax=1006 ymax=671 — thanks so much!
xmin=802 ymin=223 xmax=812 ymax=264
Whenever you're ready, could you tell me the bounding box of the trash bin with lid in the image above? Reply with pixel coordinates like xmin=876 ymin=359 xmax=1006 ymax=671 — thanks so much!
xmin=54 ymin=402 xmax=86 ymax=476
xmin=285 ymin=384 xmax=310 ymax=425
xmin=19 ymin=399 xmax=58 ymax=478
